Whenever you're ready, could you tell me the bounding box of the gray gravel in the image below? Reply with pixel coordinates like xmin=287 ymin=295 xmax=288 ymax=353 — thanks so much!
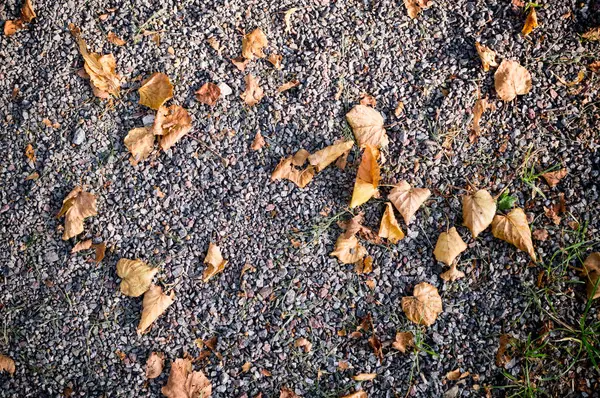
xmin=1 ymin=0 xmax=599 ymax=397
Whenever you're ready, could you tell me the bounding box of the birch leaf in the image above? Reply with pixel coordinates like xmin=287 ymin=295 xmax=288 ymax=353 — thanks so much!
xmin=330 ymin=235 xmax=367 ymax=264
xmin=392 ymin=332 xmax=414 ymax=353
xmin=116 ymin=258 xmax=158 ymax=297
xmin=440 ymin=263 xmax=466 ymax=282
xmin=494 ymin=60 xmax=532 ymax=101
xmin=137 ymin=285 xmax=175 ymax=334
xmin=241 ymin=28 xmax=267 ymax=60
xmin=402 ymin=282 xmax=443 ymax=326
xmin=124 ymin=127 xmax=154 ymax=165
xmin=388 ymin=181 xmax=430 ymax=225
xmin=271 ymin=156 xmax=315 ymax=188
xmin=475 ymin=42 xmax=498 ymax=72
xmin=462 ymin=189 xmax=496 ymax=238
xmin=152 ymin=105 xmax=193 ymax=151
xmin=350 ymin=145 xmax=380 ymax=208
xmin=346 ymin=105 xmax=389 ymax=149
xmin=240 ymin=74 xmax=264 ymax=106
xmin=492 ymin=208 xmax=536 ymax=260
xmin=138 ymin=73 xmax=174 ymax=110
xmin=433 ymin=227 xmax=467 ymax=266
xmin=161 ymin=358 xmax=212 ymax=398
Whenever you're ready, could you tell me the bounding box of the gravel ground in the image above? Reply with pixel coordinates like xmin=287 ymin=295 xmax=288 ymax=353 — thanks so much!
xmin=1 ymin=0 xmax=600 ymax=397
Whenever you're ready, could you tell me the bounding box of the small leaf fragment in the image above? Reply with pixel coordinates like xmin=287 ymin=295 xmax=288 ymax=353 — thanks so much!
xmin=388 ymin=181 xmax=430 ymax=225
xmin=195 ymin=82 xmax=221 ymax=106
xmin=582 ymin=253 xmax=600 ymax=300
xmin=541 ymin=168 xmax=567 ymax=188
xmin=440 ymin=263 xmax=466 ymax=282
xmin=117 ymin=258 xmax=158 ymax=297
xmin=277 ymin=80 xmax=300 ymax=93
xmin=138 ymin=72 xmax=174 ymax=110
xmin=152 ymin=105 xmax=193 ymax=151
xmin=404 ymin=0 xmax=431 ymax=19
xmin=146 ymin=352 xmax=164 ymax=379
xmin=522 ymin=8 xmax=539 ymax=36
xmin=350 ymin=145 xmax=380 ymax=208
xmin=294 ymin=338 xmax=312 ymax=353
xmin=378 ymin=203 xmax=405 ymax=244
xmin=240 ymin=74 xmax=264 ymax=106
xmin=284 ymin=8 xmax=299 ymax=34
xmin=203 ymin=242 xmax=228 ymax=282
xmin=0 ymin=354 xmax=15 ymax=375
xmin=582 ymin=27 xmax=600 ymax=41
xmin=475 ymin=42 xmax=498 ymax=72
xmin=231 ymin=56 xmax=249 ymax=71
xmin=137 ymin=285 xmax=175 ymax=334
xmin=402 ymin=282 xmax=443 ymax=326
xmin=268 ymin=53 xmax=282 ymax=69
xmin=353 ymin=373 xmax=377 ymax=381
xmin=251 ymin=131 xmax=265 ymax=150
xmin=71 ymin=239 xmax=92 ymax=253
xmin=331 ymin=235 xmax=367 ymax=264
xmin=491 ymin=208 xmax=536 ymax=260
xmin=107 ymin=31 xmax=126 ymax=46
xmin=271 ymin=156 xmax=315 ymax=188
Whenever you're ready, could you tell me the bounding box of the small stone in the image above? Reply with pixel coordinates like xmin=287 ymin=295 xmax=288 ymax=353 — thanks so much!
xmin=72 ymin=128 xmax=86 ymax=145
xmin=218 ymin=82 xmax=232 ymax=97
xmin=44 ymin=251 xmax=59 ymax=263
xmin=142 ymin=114 xmax=155 ymax=126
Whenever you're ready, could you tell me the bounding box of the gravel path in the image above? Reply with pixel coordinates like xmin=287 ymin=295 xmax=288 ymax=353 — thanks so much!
xmin=1 ymin=0 xmax=599 ymax=397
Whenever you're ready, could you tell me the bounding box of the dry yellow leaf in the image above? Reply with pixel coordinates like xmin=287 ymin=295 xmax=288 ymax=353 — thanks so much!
xmin=388 ymin=181 xmax=430 ymax=225
xmin=21 ymin=0 xmax=36 ymax=22
xmin=71 ymin=239 xmax=92 ymax=253
xmin=330 ymin=235 xmax=367 ymax=264
xmin=350 ymin=145 xmax=380 ymax=208
xmin=280 ymin=387 xmax=300 ymax=398
xmin=161 ymin=358 xmax=212 ymax=398
xmin=152 ymin=105 xmax=193 ymax=151
xmin=582 ymin=253 xmax=600 ymax=300
xmin=284 ymin=7 xmax=299 ymax=34
xmin=241 ymin=362 xmax=252 ymax=372
xmin=463 ymin=189 xmax=496 ymax=238
xmin=341 ymin=392 xmax=367 ymax=398
xmin=541 ymin=168 xmax=567 ymax=188
xmin=392 ymin=332 xmax=414 ymax=353
xmin=434 ymin=227 xmax=467 ymax=266
xmin=378 ymin=202 xmax=405 ymax=244
xmin=241 ymin=74 xmax=265 ymax=106
xmin=57 ymin=186 xmax=97 ymax=240
xmin=107 ymin=31 xmax=126 ymax=46
xmin=494 ymin=60 xmax=532 ymax=101
xmin=268 ymin=53 xmax=282 ymax=69
xmin=146 ymin=352 xmax=164 ymax=379
xmin=492 ymin=208 xmax=536 ymax=260
xmin=271 ymin=157 xmax=315 ymax=188
xmin=339 ymin=213 xmax=382 ymax=243
xmin=251 ymin=131 xmax=265 ymax=150
xmin=25 ymin=143 xmax=36 ymax=164
xmin=195 ymin=82 xmax=221 ymax=106
xmin=355 ymin=255 xmax=373 ymax=274
xmin=4 ymin=20 xmax=23 ymax=36
xmin=470 ymin=97 xmax=492 ymax=140
xmin=346 ymin=105 xmax=389 ymax=149
xmin=522 ymin=8 xmax=538 ymax=36
xmin=116 ymin=258 xmax=158 ymax=297
xmin=231 ymin=56 xmax=249 ymax=72
xmin=582 ymin=27 xmax=600 ymax=41
xmin=242 ymin=28 xmax=268 ymax=60
xmin=294 ymin=337 xmax=312 ymax=353
xmin=440 ymin=263 xmax=465 ymax=282
xmin=138 ymin=73 xmax=174 ymax=110
xmin=203 ymin=242 xmax=228 ymax=282
xmin=404 ymin=0 xmax=431 ymax=19
xmin=137 ymin=284 xmax=174 ymax=334
xmin=0 ymin=354 xmax=15 ymax=375
xmin=277 ymin=80 xmax=300 ymax=93
xmin=402 ymin=282 xmax=443 ymax=326
xmin=124 ymin=127 xmax=154 ymax=165
xmin=353 ymin=373 xmax=377 ymax=381
xmin=308 ymin=140 xmax=354 ymax=172
xmin=475 ymin=42 xmax=498 ymax=72
xmin=292 ymin=149 xmax=310 ymax=166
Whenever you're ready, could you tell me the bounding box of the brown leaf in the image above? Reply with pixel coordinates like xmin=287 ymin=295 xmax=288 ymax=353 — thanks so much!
xmin=470 ymin=97 xmax=494 ymax=141
xmin=331 ymin=235 xmax=367 ymax=264
xmin=146 ymin=352 xmax=164 ymax=379
xmin=492 ymin=208 xmax=536 ymax=260
xmin=582 ymin=27 xmax=600 ymax=41
xmin=268 ymin=53 xmax=282 ymax=69
xmin=57 ymin=186 xmax=97 ymax=240
xmin=137 ymin=284 xmax=175 ymax=334
xmin=522 ymin=8 xmax=538 ymax=36
xmin=25 ymin=171 xmax=39 ymax=181
xmin=242 ymin=28 xmax=268 ymax=60
xmin=589 ymin=61 xmax=600 ymax=73
xmin=355 ymin=255 xmax=373 ymax=274
xmin=378 ymin=202 xmax=405 ymax=244
xmin=203 ymin=243 xmax=228 ymax=282
xmin=494 ymin=60 xmax=532 ymax=101
xmin=394 ymin=101 xmax=405 ymax=117
xmin=440 ymin=263 xmax=466 ymax=282
xmin=388 ymin=181 xmax=431 ymax=225
xmin=107 ymin=31 xmax=126 ymax=46
xmin=284 ymin=8 xmax=299 ymax=34
xmin=308 ymin=140 xmax=354 ymax=172
xmin=231 ymin=56 xmax=250 ymax=71
xmin=582 ymin=253 xmax=600 ymax=300
xmin=240 ymin=74 xmax=265 ymax=106
xmin=4 ymin=20 xmax=23 ymax=36
xmin=541 ymin=168 xmax=567 ymax=187
xmin=241 ymin=362 xmax=252 ymax=372
xmin=271 ymin=156 xmax=315 ymax=188
xmin=292 ymin=149 xmax=310 ymax=166
xmin=161 ymin=358 xmax=212 ymax=398
xmin=93 ymin=242 xmax=106 ymax=263
xmin=251 ymin=131 xmax=266 ymax=150
xmin=0 ymin=354 xmax=15 ymax=375
xmin=462 ymin=189 xmax=496 ymax=238
xmin=25 ymin=143 xmax=36 ymax=164
xmin=532 ymin=229 xmax=549 ymax=241
xmin=404 ymin=0 xmax=431 ymax=19
xmin=280 ymin=387 xmax=300 ymax=398
xmin=434 ymin=227 xmax=467 ymax=266
xmin=402 ymin=282 xmax=443 ymax=326
xmin=124 ymin=127 xmax=154 ymax=165
xmin=3 ymin=0 xmax=35 ymax=36
xmin=277 ymin=80 xmax=300 ymax=93
xmin=195 ymin=82 xmax=221 ymax=106
xmin=207 ymin=37 xmax=221 ymax=55
xmin=152 ymin=105 xmax=193 ymax=151
xmin=496 ymin=334 xmax=515 ymax=367
xmin=446 ymin=368 xmax=462 ymax=381
xmin=117 ymin=258 xmax=158 ymax=297
xmin=353 ymin=373 xmax=377 ymax=381
xmin=294 ymin=337 xmax=312 ymax=353
xmin=475 ymin=42 xmax=498 ymax=72
xmin=368 ymin=335 xmax=383 ymax=363
xmin=346 ymin=105 xmax=389 ymax=149
xmin=341 ymin=392 xmax=367 ymax=398
xmin=350 ymin=145 xmax=380 ymax=208
xmin=71 ymin=239 xmax=92 ymax=253
xmin=359 ymin=94 xmax=377 ymax=107
xmin=392 ymin=332 xmax=414 ymax=353
xmin=21 ymin=0 xmax=36 ymax=22
xmin=138 ymin=73 xmax=174 ymax=110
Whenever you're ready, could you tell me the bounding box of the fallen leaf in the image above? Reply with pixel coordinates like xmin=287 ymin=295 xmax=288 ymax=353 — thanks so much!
xmin=242 ymin=28 xmax=268 ymax=60
xmin=404 ymin=0 xmax=431 ymax=19
xmin=355 ymin=256 xmax=374 ymax=274
xmin=137 ymin=284 xmax=175 ymax=334
xmin=0 ymin=354 xmax=15 ymax=375
xmin=207 ymin=37 xmax=221 ymax=55
xmin=280 ymin=387 xmax=299 ymax=398
xmin=161 ymin=358 xmax=212 ymax=398
xmin=440 ymin=263 xmax=465 ymax=282
xmin=284 ymin=8 xmax=298 ymax=34
xmin=394 ymin=101 xmax=405 ymax=117
xmin=242 ymin=362 xmax=252 ymax=372
xmin=25 ymin=171 xmax=39 ymax=181
xmin=496 ymin=334 xmax=515 ymax=367
xmin=308 ymin=140 xmax=354 ymax=172
xmin=556 ymin=69 xmax=586 ymax=88
xmin=271 ymin=156 xmax=315 ymax=188
xmin=231 ymin=56 xmax=250 ymax=71
xmin=388 ymin=181 xmax=431 ymax=225
xmin=25 ymin=143 xmax=36 ymax=164
xmin=146 ymin=352 xmax=164 ymax=379
xmin=350 ymin=145 xmax=380 ymax=208
xmin=251 ymin=131 xmax=266 ymax=150
xmin=71 ymin=239 xmax=92 ymax=253
xmin=492 ymin=208 xmax=536 ymax=260
xmin=512 ymin=0 xmax=525 ymax=7
xmin=402 ymin=282 xmax=443 ymax=326
xmin=268 ymin=53 xmax=282 ymax=69
xmin=378 ymin=203 xmax=405 ymax=244
xmin=341 ymin=392 xmax=367 ymax=398
xmin=152 ymin=105 xmax=193 ymax=151
xmin=240 ymin=74 xmax=264 ymax=106
xmin=346 ymin=105 xmax=389 ymax=149
xmin=392 ymin=332 xmax=414 ymax=353
xmin=261 ymin=369 xmax=272 ymax=377
xmin=292 ymin=149 xmax=310 ymax=166
xmin=4 ymin=20 xmax=23 ymax=36
xmin=470 ymin=97 xmax=494 ymax=141
xmin=494 ymin=60 xmax=532 ymax=101
xmin=203 ymin=242 xmax=228 ymax=282
xmin=541 ymin=168 xmax=567 ymax=188
xmin=544 ymin=206 xmax=561 ymax=225
xmin=124 ymin=127 xmax=154 ymax=165
xmin=57 ymin=186 xmax=97 ymax=240
xmin=522 ymin=8 xmax=538 ymax=36
xmin=93 ymin=242 xmax=106 ymax=263
xmin=434 ymin=227 xmax=467 ymax=266
xmin=462 ymin=189 xmax=496 ymax=238
xmin=353 ymin=373 xmax=377 ymax=381
xmin=331 ymin=235 xmax=367 ymax=264
xmin=3 ymin=0 xmax=35 ymax=36
xmin=295 ymin=338 xmax=312 ymax=353
xmin=446 ymin=369 xmax=462 ymax=381
xmin=532 ymin=229 xmax=549 ymax=241
xmin=359 ymin=94 xmax=377 ymax=107
xmin=117 ymin=258 xmax=158 ymax=297
xmin=21 ymin=0 xmax=36 ymax=22
xmin=107 ymin=31 xmax=126 ymax=46
xmin=195 ymin=82 xmax=221 ymax=106
xmin=589 ymin=61 xmax=600 ymax=73
xmin=582 ymin=27 xmax=600 ymax=41
xmin=277 ymin=80 xmax=300 ymax=93
xmin=475 ymin=42 xmax=498 ymax=72
xmin=138 ymin=73 xmax=174 ymax=110
xmin=368 ymin=335 xmax=383 ymax=363
xmin=582 ymin=253 xmax=600 ymax=300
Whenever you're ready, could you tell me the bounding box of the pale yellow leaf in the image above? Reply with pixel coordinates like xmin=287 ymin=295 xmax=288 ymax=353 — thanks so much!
xmin=57 ymin=186 xmax=97 ymax=240
xmin=138 ymin=73 xmax=174 ymax=110
xmin=330 ymin=235 xmax=367 ymax=264
xmin=308 ymin=140 xmax=354 ymax=172
xmin=388 ymin=181 xmax=430 ymax=225
xmin=284 ymin=8 xmax=298 ymax=34
xmin=117 ymin=258 xmax=158 ymax=297
xmin=346 ymin=105 xmax=389 ymax=149
xmin=434 ymin=227 xmax=467 ymax=266
xmin=491 ymin=208 xmax=536 ymax=260
xmin=350 ymin=145 xmax=380 ymax=208
xmin=494 ymin=60 xmax=532 ymax=101
xmin=462 ymin=189 xmax=496 ymax=238
xmin=137 ymin=285 xmax=174 ymax=334
xmin=402 ymin=282 xmax=443 ymax=326
xmin=271 ymin=157 xmax=315 ymax=188
xmin=378 ymin=203 xmax=405 ymax=244
xmin=203 ymin=242 xmax=228 ymax=282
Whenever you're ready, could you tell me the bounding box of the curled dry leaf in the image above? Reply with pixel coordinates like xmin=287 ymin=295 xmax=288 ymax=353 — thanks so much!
xmin=292 ymin=149 xmax=310 ymax=166
xmin=388 ymin=181 xmax=431 ymax=225
xmin=242 ymin=28 xmax=268 ymax=60
xmin=138 ymin=73 xmax=174 ymax=110
xmin=522 ymin=8 xmax=538 ymax=36
xmin=494 ymin=60 xmax=532 ymax=101
xmin=392 ymin=332 xmax=414 ymax=353
xmin=124 ymin=127 xmax=154 ymax=165
xmin=251 ymin=131 xmax=266 ymax=150
xmin=71 ymin=239 xmax=92 ymax=253
xmin=368 ymin=335 xmax=383 ymax=363
xmin=355 ymin=255 xmax=373 ymax=274
xmin=57 ymin=186 xmax=97 ymax=240
xmin=3 ymin=0 xmax=35 ymax=36
xmin=137 ymin=284 xmax=175 ymax=334
xmin=492 ymin=208 xmax=535 ymax=260
xmin=152 ymin=105 xmax=193 ymax=151
xmin=346 ymin=105 xmax=389 ymax=149
xmin=463 ymin=189 xmax=496 ymax=238
xmin=240 ymin=74 xmax=264 ymax=106
xmin=21 ymin=0 xmax=36 ymax=22
xmin=25 ymin=143 xmax=36 ymax=165
xmin=0 ymin=354 xmax=15 ymax=375
xmin=231 ymin=56 xmax=250 ymax=72
xmin=359 ymin=93 xmax=377 ymax=107
xmin=294 ymin=338 xmax=312 ymax=353
xmin=378 ymin=202 xmax=405 ymax=244
xmin=582 ymin=253 xmax=600 ymax=300
xmin=353 ymin=373 xmax=377 ymax=381
xmin=470 ymin=97 xmax=494 ymax=141
xmin=116 ymin=258 xmax=158 ymax=297
xmin=268 ymin=53 xmax=282 ymax=69
xmin=195 ymin=82 xmax=221 ymax=106
xmin=308 ymin=140 xmax=354 ymax=172
xmin=284 ymin=7 xmax=298 ymax=34
xmin=404 ymin=0 xmax=431 ymax=19
xmin=271 ymin=155 xmax=315 ymax=188
xmin=161 ymin=358 xmax=212 ymax=398
xmin=402 ymin=282 xmax=443 ymax=326
xmin=203 ymin=242 xmax=228 ymax=282
xmin=331 ymin=235 xmax=367 ymax=264
xmin=146 ymin=352 xmax=164 ymax=379
xmin=496 ymin=334 xmax=515 ymax=367
xmin=475 ymin=42 xmax=498 ymax=72
xmin=93 ymin=242 xmax=106 ymax=263
xmin=107 ymin=31 xmax=126 ymax=46
xmin=341 ymin=392 xmax=367 ymax=398
xmin=280 ymin=387 xmax=300 ymax=398
xmin=277 ymin=80 xmax=300 ymax=93
xmin=350 ymin=145 xmax=380 ymax=208
xmin=541 ymin=168 xmax=567 ymax=187
xmin=434 ymin=227 xmax=467 ymax=266
xmin=583 ymin=27 xmax=600 ymax=41
xmin=440 ymin=263 xmax=465 ymax=282
xmin=533 ymin=228 xmax=549 ymax=241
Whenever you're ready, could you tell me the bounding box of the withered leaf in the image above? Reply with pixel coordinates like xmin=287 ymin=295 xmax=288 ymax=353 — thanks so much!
xmin=359 ymin=93 xmax=377 ymax=107
xmin=292 ymin=149 xmax=310 ymax=166
xmin=25 ymin=143 xmax=36 ymax=165
xmin=582 ymin=253 xmax=600 ymax=300
xmin=522 ymin=8 xmax=538 ymax=36
xmin=340 ymin=392 xmax=367 ymax=398
xmin=138 ymin=73 xmax=174 ymax=110
xmin=4 ymin=20 xmax=23 ymax=36
xmin=161 ymin=358 xmax=212 ymax=398
xmin=231 ymin=56 xmax=250 ymax=72
xmin=21 ymin=0 xmax=36 ymax=22
xmin=242 ymin=28 xmax=268 ymax=60
xmin=284 ymin=8 xmax=298 ymax=34
xmin=308 ymin=140 xmax=354 ymax=172
xmin=57 ymin=186 xmax=97 ymax=240
xmin=146 ymin=352 xmax=164 ymax=379
xmin=339 ymin=213 xmax=381 ymax=243
xmin=207 ymin=36 xmax=221 ymax=55
xmin=330 ymin=235 xmax=367 ymax=264
xmin=402 ymin=282 xmax=443 ymax=326
xmin=541 ymin=168 xmax=567 ymax=187
xmin=368 ymin=335 xmax=383 ymax=363
xmin=3 ymin=0 xmax=35 ymax=36
xmin=434 ymin=227 xmax=467 ymax=266
xmin=251 ymin=131 xmax=266 ymax=150
xmin=93 ymin=242 xmax=106 ymax=263
xmin=0 ymin=354 xmax=15 ymax=375
xmin=271 ymin=156 xmax=315 ymax=188
xmin=496 ymin=334 xmax=515 ymax=367
xmin=71 ymin=239 xmax=92 ymax=253
xmin=240 ymin=74 xmax=265 ymax=106
xmin=241 ymin=362 xmax=252 ymax=372
xmin=378 ymin=202 xmax=405 ymax=244
xmin=388 ymin=181 xmax=431 ymax=225
xmin=107 ymin=31 xmax=126 ymax=46
xmin=353 ymin=373 xmax=377 ymax=381
xmin=203 ymin=242 xmax=228 ymax=282
xmin=124 ymin=127 xmax=154 ymax=165
xmin=355 ymin=255 xmax=373 ymax=274
xmin=350 ymin=145 xmax=380 ymax=208
xmin=346 ymin=105 xmax=389 ymax=149
xmin=117 ymin=258 xmax=158 ymax=297
xmin=195 ymin=82 xmax=221 ymax=106
xmin=440 ymin=263 xmax=465 ymax=282
xmin=492 ymin=208 xmax=536 ymax=260
xmin=268 ymin=53 xmax=282 ymax=69
xmin=137 ymin=284 xmax=174 ymax=334
xmin=277 ymin=80 xmax=300 ymax=93
xmin=470 ymin=97 xmax=493 ymax=140
xmin=494 ymin=60 xmax=532 ymax=101
xmin=294 ymin=337 xmax=312 ymax=353
xmin=280 ymin=387 xmax=300 ymax=398
xmin=475 ymin=42 xmax=498 ymax=72
xmin=404 ymin=0 xmax=431 ymax=19
xmin=152 ymin=105 xmax=193 ymax=151
xmin=582 ymin=27 xmax=600 ymax=41
xmin=533 ymin=228 xmax=549 ymax=241
xmin=463 ymin=189 xmax=496 ymax=238
xmin=392 ymin=332 xmax=414 ymax=353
